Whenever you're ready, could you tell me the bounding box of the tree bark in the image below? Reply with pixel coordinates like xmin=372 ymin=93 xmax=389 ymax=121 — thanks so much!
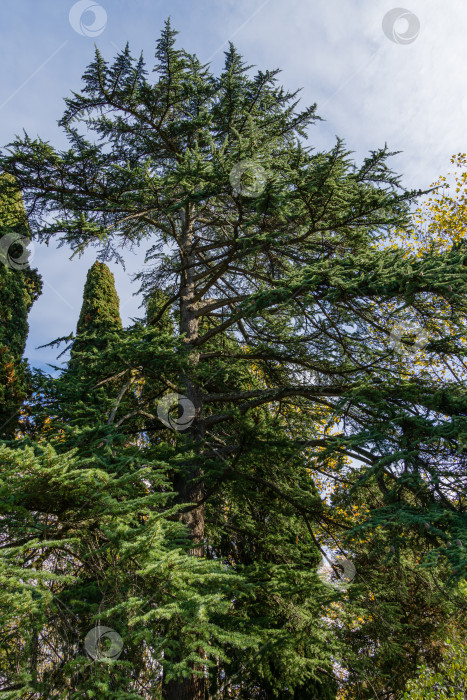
xmin=163 ymin=208 xmax=206 ymax=700
xmin=164 ymin=673 xmax=206 ymax=700
xmin=178 ymin=207 xmax=205 ymax=555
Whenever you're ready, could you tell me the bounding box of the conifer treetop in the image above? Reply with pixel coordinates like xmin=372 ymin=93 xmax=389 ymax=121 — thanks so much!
xmin=76 ymin=260 xmax=122 ymax=336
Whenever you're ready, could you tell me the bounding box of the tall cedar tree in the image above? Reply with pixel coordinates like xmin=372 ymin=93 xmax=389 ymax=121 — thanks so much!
xmin=0 ymin=174 xmax=41 ymax=438
xmin=2 ymin=22 xmax=467 ymax=698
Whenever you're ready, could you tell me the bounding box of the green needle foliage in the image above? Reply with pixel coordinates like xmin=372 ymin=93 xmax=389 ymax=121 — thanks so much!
xmin=0 ymin=267 xmax=337 ymax=698
xmin=403 ymin=633 xmax=467 ymax=699
xmin=0 ymin=174 xmax=41 ymax=438
xmin=68 ymin=259 xmax=123 ymax=392
xmin=74 ymin=260 xmax=122 ymax=336
xmin=1 ymin=21 xmax=467 ymax=699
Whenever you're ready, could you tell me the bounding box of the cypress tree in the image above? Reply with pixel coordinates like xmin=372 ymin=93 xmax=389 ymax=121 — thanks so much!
xmin=0 ymin=174 xmax=41 ymax=438
xmin=70 ymin=260 xmax=122 ymax=367
xmin=76 ymin=260 xmax=122 ymax=336
xmin=43 ymin=260 xmax=125 ymax=453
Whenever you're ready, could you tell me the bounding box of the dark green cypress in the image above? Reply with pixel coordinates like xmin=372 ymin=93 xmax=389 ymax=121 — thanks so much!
xmin=75 ymin=261 xmax=122 ymax=336
xmin=69 ymin=260 xmax=122 ymax=370
xmin=75 ymin=259 xmax=121 ymax=337
xmin=0 ymin=174 xmax=41 ymax=438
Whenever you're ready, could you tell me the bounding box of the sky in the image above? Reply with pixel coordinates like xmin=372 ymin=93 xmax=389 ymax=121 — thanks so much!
xmin=0 ymin=0 xmax=466 ymax=373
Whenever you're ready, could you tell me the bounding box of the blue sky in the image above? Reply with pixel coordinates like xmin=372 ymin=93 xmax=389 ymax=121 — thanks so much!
xmin=0 ymin=0 xmax=465 ymax=373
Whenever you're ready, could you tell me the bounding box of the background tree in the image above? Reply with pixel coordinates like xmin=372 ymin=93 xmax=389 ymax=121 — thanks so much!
xmin=326 ymin=477 xmax=467 ymax=699
xmin=321 ymin=155 xmax=467 ymax=697
xmin=402 ymin=633 xmax=467 ymax=699
xmin=0 ymin=174 xmax=41 ymax=438
xmin=71 ymin=259 xmax=122 ymax=358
